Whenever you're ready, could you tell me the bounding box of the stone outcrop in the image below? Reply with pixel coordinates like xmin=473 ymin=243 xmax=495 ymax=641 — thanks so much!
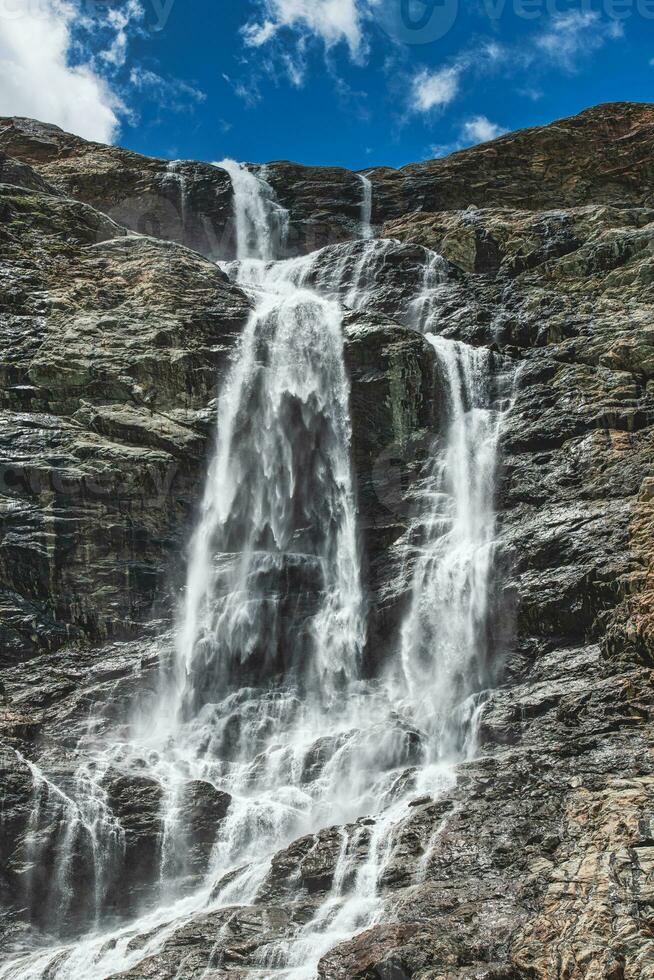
xmin=0 ymin=118 xmax=234 ymax=258
xmin=1 ymin=102 xmax=653 ymax=977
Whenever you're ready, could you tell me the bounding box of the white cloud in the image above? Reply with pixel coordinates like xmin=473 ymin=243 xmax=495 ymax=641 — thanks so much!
xmin=408 ymin=42 xmax=511 ymax=118
xmin=222 ymin=72 xmax=262 ymax=107
xmin=282 ymin=52 xmax=306 ymax=87
xmin=461 ymin=115 xmax=507 ymax=144
xmin=411 ymin=66 xmax=460 ymax=113
xmin=242 ymin=0 xmax=367 ymax=61
xmin=242 ymin=19 xmax=278 ymax=46
xmin=519 ymin=85 xmax=544 ymax=101
xmin=410 ymin=12 xmax=623 ymax=127
xmin=0 ymin=0 xmax=207 ymax=143
xmin=99 ymin=0 xmax=144 ymax=68
xmin=0 ymin=0 xmax=123 ymax=142
xmin=0 ymin=0 xmax=125 ymax=142
xmin=535 ymin=11 xmax=623 ymax=70
xmin=481 ymin=40 xmax=505 ymax=62
xmin=429 ymin=114 xmax=507 ymax=158
xmin=128 ymin=68 xmax=206 ymax=111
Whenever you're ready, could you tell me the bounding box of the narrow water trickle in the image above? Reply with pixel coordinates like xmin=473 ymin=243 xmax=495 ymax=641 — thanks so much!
xmin=165 ymin=160 xmax=191 ymax=243
xmin=357 ymin=173 xmax=374 ymax=240
xmin=1 ymin=160 xmax=513 ymax=980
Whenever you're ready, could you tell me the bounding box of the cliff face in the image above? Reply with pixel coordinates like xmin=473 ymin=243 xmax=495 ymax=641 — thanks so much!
xmin=4 ymin=101 xmax=653 ymax=248
xmin=0 ymin=104 xmax=653 ymax=978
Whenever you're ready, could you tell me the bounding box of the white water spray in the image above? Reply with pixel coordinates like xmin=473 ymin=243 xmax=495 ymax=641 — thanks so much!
xmin=1 ymin=161 xmax=513 ymax=980
xmin=227 ymin=237 xmax=448 ymax=330
xmin=397 ymin=335 xmax=507 ymax=758
xmin=213 ymin=159 xmax=289 ymax=260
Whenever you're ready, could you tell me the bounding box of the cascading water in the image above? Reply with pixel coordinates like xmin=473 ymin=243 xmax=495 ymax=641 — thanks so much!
xmin=213 ymin=159 xmax=289 ymax=260
xmin=248 ymin=303 xmax=513 ymax=980
xmin=1 ymin=159 xmax=513 ymax=980
xmin=176 ymin=285 xmax=364 ymax=707
xmin=397 ymin=335 xmax=508 ymax=758
xmin=357 ymin=173 xmax=373 ymax=240
xmin=226 ymin=236 xmax=449 ymax=331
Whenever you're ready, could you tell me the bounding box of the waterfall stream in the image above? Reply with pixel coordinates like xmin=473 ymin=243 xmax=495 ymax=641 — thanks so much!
xmin=398 ymin=336 xmax=507 ymax=758
xmin=357 ymin=173 xmax=373 ymax=240
xmin=213 ymin=159 xmax=290 ymax=260
xmin=1 ymin=161 xmax=512 ymax=980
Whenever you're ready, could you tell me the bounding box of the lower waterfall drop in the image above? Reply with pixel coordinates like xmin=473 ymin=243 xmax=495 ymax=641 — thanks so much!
xmin=255 ymin=330 xmax=512 ymax=980
xmin=398 ymin=335 xmax=507 ymax=758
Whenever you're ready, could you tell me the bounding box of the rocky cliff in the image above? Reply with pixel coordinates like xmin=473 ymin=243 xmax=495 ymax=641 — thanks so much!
xmin=0 ymin=103 xmax=653 ymax=978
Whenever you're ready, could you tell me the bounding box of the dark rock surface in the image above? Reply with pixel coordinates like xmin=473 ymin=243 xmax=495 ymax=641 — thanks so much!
xmin=344 ymin=308 xmax=438 ymax=656
xmin=0 ymin=177 xmax=434 ymax=670
xmin=1 ymin=102 xmax=653 ymax=977
xmin=181 ymin=780 xmax=232 ymax=877
xmin=0 ymin=118 xmax=234 ymax=258
xmin=0 ymin=181 xmax=252 ymax=662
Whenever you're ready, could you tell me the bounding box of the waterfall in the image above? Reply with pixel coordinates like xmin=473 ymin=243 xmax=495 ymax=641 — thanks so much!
xmin=175 ymin=283 xmax=365 ymax=714
xmin=226 ymin=237 xmax=448 ymax=327
xmin=357 ymin=172 xmax=373 ymax=240
xmin=1 ymin=161 xmax=513 ymax=980
xmin=165 ymin=161 xmax=188 ymax=241
xmin=397 ymin=335 xmax=507 ymax=758
xmin=213 ymin=159 xmax=289 ymax=260
xmin=246 ymin=299 xmax=513 ymax=980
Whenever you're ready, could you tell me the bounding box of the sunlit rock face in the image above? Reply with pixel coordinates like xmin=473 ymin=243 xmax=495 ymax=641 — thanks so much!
xmin=0 ymin=103 xmax=653 ymax=979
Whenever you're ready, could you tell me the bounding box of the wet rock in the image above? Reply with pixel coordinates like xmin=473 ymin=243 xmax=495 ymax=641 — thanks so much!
xmin=0 ymin=752 xmax=33 ymax=916
xmin=317 ymin=923 xmax=418 ymax=979
xmin=181 ymin=780 xmax=232 ymax=875
xmin=0 ymin=185 xmax=251 ymax=659
xmin=101 ymin=768 xmax=164 ymax=914
xmin=265 ymin=161 xmax=374 ymax=254
xmin=344 ymin=309 xmax=439 ymax=659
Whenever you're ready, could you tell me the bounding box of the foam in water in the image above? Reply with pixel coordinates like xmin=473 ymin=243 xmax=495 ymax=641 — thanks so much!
xmin=175 ymin=283 xmax=363 ymax=709
xmin=225 ymin=237 xmax=449 ymax=331
xmin=247 ymin=337 xmax=512 ymax=980
xmin=1 ymin=160 xmax=513 ymax=980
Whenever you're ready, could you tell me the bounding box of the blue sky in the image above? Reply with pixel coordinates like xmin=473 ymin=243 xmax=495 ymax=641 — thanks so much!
xmin=0 ymin=0 xmax=652 ymax=169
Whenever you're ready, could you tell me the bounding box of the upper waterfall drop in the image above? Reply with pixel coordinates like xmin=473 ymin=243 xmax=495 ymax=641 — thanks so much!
xmin=176 ymin=160 xmax=364 ymax=709
xmin=213 ymin=158 xmax=289 ymax=260
xmin=357 ymin=172 xmax=374 ymax=240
